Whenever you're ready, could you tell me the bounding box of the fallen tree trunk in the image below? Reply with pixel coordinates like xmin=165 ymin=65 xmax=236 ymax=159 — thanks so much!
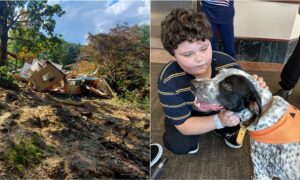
xmin=45 ymin=94 xmax=84 ymax=106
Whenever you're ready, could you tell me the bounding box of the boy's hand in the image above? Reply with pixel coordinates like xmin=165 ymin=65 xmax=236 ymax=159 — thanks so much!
xmin=218 ymin=111 xmax=240 ymax=127
xmin=252 ymin=74 xmax=269 ymax=89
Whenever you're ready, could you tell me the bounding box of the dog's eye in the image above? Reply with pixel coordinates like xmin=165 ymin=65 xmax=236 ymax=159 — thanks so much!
xmin=223 ymin=83 xmax=232 ymax=91
xmin=225 ymin=79 xmax=232 ymax=84
xmin=222 ymin=79 xmax=232 ymax=91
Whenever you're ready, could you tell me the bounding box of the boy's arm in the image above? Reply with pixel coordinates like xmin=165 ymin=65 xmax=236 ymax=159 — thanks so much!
xmin=176 ymin=115 xmax=216 ymax=135
xmin=176 ymin=110 xmax=240 ymax=135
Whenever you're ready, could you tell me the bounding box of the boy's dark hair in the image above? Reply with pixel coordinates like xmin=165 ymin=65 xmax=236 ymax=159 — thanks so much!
xmin=161 ymin=8 xmax=212 ymax=56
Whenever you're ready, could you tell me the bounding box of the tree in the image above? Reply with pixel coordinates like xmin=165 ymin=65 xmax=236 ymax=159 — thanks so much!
xmin=61 ymin=41 xmax=81 ymax=65
xmin=10 ymin=30 xmax=81 ymax=66
xmin=81 ymin=23 xmax=150 ymax=98
xmin=9 ymin=29 xmax=63 ymax=63
xmin=0 ymin=0 xmax=64 ymax=66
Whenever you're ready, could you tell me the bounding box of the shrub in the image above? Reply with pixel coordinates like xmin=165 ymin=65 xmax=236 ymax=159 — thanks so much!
xmin=0 ymin=66 xmax=19 ymax=90
xmin=3 ymin=137 xmax=43 ymax=172
xmin=121 ymin=89 xmax=149 ymax=110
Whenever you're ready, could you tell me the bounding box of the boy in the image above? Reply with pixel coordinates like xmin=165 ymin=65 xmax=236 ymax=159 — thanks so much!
xmin=157 ymin=8 xmax=266 ymax=154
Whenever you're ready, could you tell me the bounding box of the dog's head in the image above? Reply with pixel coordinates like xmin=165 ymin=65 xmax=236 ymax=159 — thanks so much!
xmin=191 ymin=68 xmax=272 ymax=126
xmin=217 ymin=74 xmax=261 ymax=113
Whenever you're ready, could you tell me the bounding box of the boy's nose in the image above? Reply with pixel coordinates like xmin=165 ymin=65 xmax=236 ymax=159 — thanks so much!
xmin=194 ymin=58 xmax=203 ymax=63
xmin=194 ymin=53 xmax=204 ymax=63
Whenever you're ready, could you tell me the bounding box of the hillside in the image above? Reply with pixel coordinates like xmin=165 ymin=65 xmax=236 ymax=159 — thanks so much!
xmin=0 ymin=87 xmax=149 ymax=179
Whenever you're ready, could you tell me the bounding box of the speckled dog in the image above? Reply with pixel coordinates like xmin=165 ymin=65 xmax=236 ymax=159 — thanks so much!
xmin=191 ymin=68 xmax=300 ymax=180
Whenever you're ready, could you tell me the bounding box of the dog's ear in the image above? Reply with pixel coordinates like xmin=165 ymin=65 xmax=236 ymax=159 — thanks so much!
xmin=242 ymin=88 xmax=262 ymax=127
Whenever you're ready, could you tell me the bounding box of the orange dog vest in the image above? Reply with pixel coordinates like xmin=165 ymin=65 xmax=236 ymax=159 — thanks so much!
xmin=249 ymin=105 xmax=300 ymax=144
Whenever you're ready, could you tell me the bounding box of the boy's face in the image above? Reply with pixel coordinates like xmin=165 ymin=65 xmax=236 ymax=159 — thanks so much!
xmin=173 ymin=39 xmax=212 ymax=78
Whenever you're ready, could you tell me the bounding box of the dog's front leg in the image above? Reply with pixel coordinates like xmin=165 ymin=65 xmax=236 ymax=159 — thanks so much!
xmin=236 ymin=108 xmax=253 ymax=122
xmin=253 ymin=170 xmax=272 ymax=180
xmin=251 ymin=143 xmax=273 ymax=180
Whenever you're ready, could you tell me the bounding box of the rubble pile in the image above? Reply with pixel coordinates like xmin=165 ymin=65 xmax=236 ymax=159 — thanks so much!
xmin=18 ymin=59 xmax=113 ymax=98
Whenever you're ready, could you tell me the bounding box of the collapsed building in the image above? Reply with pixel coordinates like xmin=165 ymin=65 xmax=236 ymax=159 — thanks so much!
xmin=18 ymin=59 xmax=113 ymax=98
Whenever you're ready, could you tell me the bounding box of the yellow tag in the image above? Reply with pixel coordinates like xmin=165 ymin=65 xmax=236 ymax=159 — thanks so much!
xmin=236 ymin=124 xmax=247 ymax=145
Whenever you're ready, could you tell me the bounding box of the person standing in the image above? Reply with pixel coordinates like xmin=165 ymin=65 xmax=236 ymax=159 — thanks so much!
xmin=276 ymin=36 xmax=300 ymax=100
xmin=200 ymin=0 xmax=235 ymax=58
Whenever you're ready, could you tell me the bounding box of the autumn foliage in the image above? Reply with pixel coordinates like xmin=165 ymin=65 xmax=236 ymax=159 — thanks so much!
xmin=80 ymin=24 xmax=150 ymax=104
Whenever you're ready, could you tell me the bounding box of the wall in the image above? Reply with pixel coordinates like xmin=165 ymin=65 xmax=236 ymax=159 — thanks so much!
xmin=234 ymin=1 xmax=299 ymax=40
xmin=233 ymin=1 xmax=300 ymax=63
xmin=291 ymin=7 xmax=300 ymax=38
xmin=150 ymin=1 xmax=300 ymax=63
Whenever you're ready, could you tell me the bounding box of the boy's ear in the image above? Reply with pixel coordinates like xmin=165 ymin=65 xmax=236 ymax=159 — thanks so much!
xmin=172 ymin=56 xmax=177 ymax=61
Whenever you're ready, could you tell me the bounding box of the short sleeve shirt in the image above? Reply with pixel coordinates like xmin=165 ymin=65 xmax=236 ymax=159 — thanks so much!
xmin=157 ymin=51 xmax=241 ymax=125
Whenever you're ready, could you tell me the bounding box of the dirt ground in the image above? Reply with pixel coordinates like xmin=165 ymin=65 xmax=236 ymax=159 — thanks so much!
xmin=0 ymin=86 xmax=149 ymax=179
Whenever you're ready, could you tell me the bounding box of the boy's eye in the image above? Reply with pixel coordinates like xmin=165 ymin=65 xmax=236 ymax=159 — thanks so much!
xmin=183 ymin=53 xmax=193 ymax=57
xmin=201 ymin=47 xmax=207 ymax=51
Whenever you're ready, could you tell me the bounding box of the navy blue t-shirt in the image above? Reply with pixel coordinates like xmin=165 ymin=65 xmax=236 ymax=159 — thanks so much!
xmin=157 ymin=51 xmax=241 ymax=126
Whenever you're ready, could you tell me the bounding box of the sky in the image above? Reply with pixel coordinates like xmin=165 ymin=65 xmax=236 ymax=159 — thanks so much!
xmin=47 ymin=0 xmax=150 ymax=45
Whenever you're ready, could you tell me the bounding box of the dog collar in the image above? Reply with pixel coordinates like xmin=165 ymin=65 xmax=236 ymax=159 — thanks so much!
xmin=237 ymin=123 xmax=247 ymax=145
xmin=261 ymin=97 xmax=274 ymax=115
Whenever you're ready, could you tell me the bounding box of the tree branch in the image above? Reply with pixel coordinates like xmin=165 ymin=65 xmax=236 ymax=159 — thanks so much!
xmin=8 ymin=52 xmax=18 ymax=59
xmin=8 ymin=51 xmax=25 ymax=62
xmin=16 ymin=20 xmax=30 ymax=23
xmin=8 ymin=11 xmax=30 ymax=29
xmin=8 ymin=36 xmax=32 ymax=44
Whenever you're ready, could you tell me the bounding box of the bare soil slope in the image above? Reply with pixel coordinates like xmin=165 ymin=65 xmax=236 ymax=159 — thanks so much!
xmin=0 ymin=87 xmax=149 ymax=179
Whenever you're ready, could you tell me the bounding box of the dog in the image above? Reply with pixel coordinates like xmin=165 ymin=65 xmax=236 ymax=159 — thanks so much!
xmin=191 ymin=68 xmax=300 ymax=180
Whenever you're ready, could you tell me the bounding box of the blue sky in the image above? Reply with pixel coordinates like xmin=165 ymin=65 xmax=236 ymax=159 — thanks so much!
xmin=48 ymin=0 xmax=150 ymax=45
